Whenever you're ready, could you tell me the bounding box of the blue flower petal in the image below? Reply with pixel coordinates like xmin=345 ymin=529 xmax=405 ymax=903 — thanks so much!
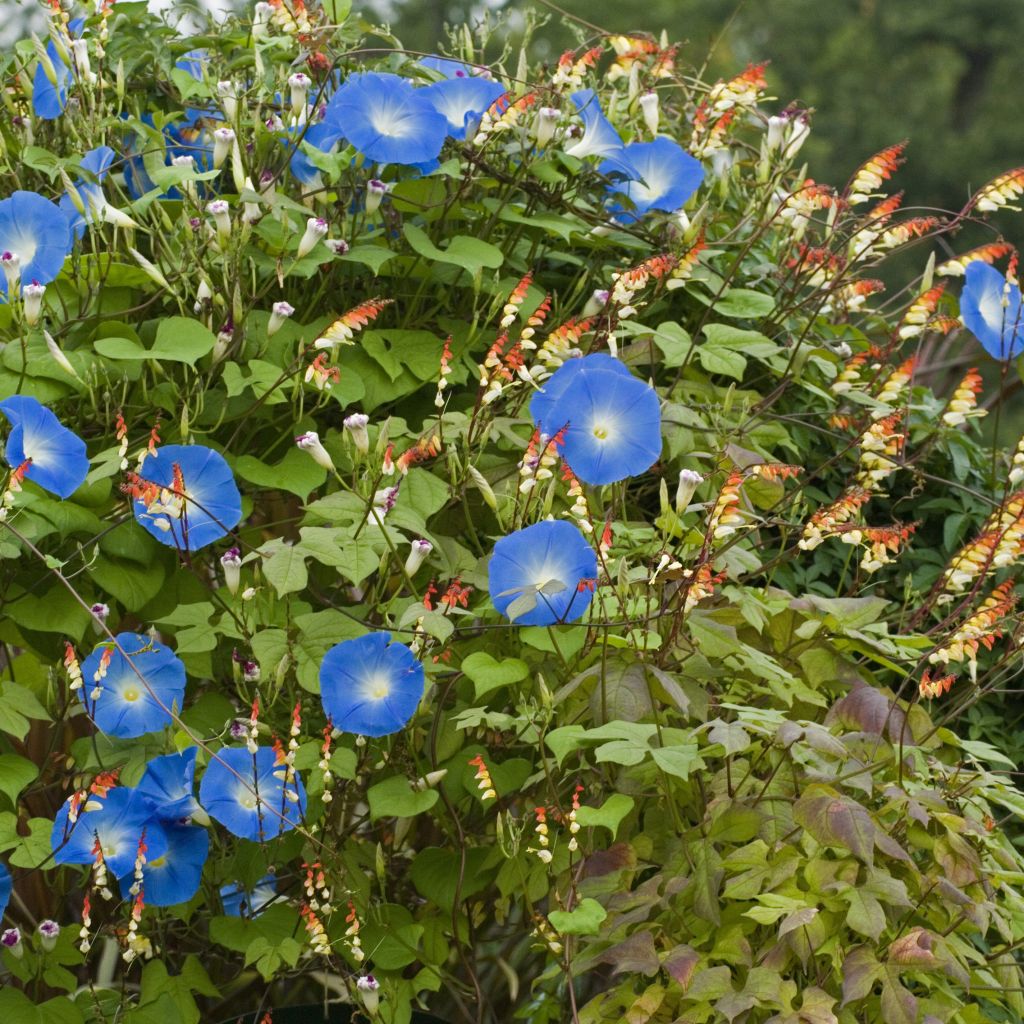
xmin=419 ymin=56 xmax=476 ymax=79
xmin=136 ymin=748 xmax=201 ymax=822
xmin=529 ymin=353 xmax=631 ymax=433
xmin=118 ymin=823 xmax=207 ymax=907
xmin=960 ymin=261 xmax=1024 ymax=361
xmin=0 ymin=862 xmax=10 ymax=920
xmin=422 ymin=77 xmax=507 ymax=140
xmin=319 ymin=632 xmax=425 ymax=737
xmin=221 ymin=874 xmax=277 ymax=917
xmin=199 ymin=747 xmax=306 ymax=841
xmin=80 ymin=633 xmax=187 ymax=739
xmin=488 ymin=520 xmax=598 ymax=626
xmin=52 ymin=787 xmax=168 ymax=878
xmin=0 ymin=395 xmax=88 ymax=498
xmin=566 ymin=90 xmax=638 ymax=178
xmin=132 ymin=444 xmax=242 ymax=551
xmin=602 ymin=138 xmax=704 ymax=222
xmin=324 ymin=72 xmax=448 ymax=166
xmin=287 ymin=120 xmax=345 ymax=184
xmin=32 ymin=39 xmax=71 ymax=120
xmin=61 ymin=146 xmax=118 ymax=238
xmin=0 ymin=191 xmax=73 ymax=295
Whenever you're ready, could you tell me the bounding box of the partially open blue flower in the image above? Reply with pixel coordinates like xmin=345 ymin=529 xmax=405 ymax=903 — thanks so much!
xmin=32 ymin=19 xmax=84 ymax=120
xmin=319 ymin=632 xmax=425 ymax=737
xmin=960 ymin=261 xmax=1024 ymax=361
xmin=0 ymin=191 xmax=73 ymax=296
xmin=52 ymin=787 xmax=168 ymax=878
xmin=199 ymin=746 xmax=306 ymax=841
xmin=565 ymin=90 xmax=637 ymax=178
xmin=601 ymin=138 xmax=704 ymax=222
xmin=80 ymin=633 xmax=187 ymax=738
xmin=132 ymin=444 xmax=242 ymax=551
xmin=221 ymin=874 xmax=277 ymax=917
xmin=423 ymin=77 xmax=506 ymax=140
xmin=60 ymin=146 xmax=117 ymax=239
xmin=488 ymin=520 xmax=598 ymax=626
xmin=136 ymin=748 xmax=201 ymax=822
xmin=287 ymin=121 xmax=345 ymax=185
xmin=420 ymin=56 xmax=476 ymax=79
xmin=0 ymin=863 xmax=10 ymax=920
xmin=324 ymin=72 xmax=448 ymax=166
xmin=117 ymin=822 xmax=207 ymax=907
xmin=0 ymin=396 xmax=89 ymax=499
xmin=529 ymin=353 xmax=630 ymax=433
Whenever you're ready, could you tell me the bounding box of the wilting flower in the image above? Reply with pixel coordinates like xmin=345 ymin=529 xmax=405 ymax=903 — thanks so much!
xmin=0 ymin=191 xmax=74 ymax=296
xmin=118 ymin=823 xmax=208 ymax=908
xmin=323 ymin=72 xmax=448 ymax=166
xmin=488 ymin=520 xmax=598 ymax=626
xmin=130 ymin=444 xmax=242 ymax=551
xmin=221 ymin=875 xmax=277 ymax=917
xmin=136 ymin=748 xmax=202 ymax=822
xmin=51 ymin=787 xmax=168 ymax=878
xmin=960 ymin=261 xmax=1024 ymax=360
xmin=423 ymin=75 xmax=507 ymax=139
xmin=199 ymin=746 xmax=306 ymax=841
xmin=319 ymin=632 xmax=425 ymax=737
xmin=80 ymin=633 xmax=187 ymax=738
xmin=0 ymin=863 xmax=10 ymax=920
xmin=0 ymin=395 xmax=89 ymax=498
xmin=601 ymin=138 xmax=704 ymax=222
xmin=564 ymin=90 xmax=637 ymax=177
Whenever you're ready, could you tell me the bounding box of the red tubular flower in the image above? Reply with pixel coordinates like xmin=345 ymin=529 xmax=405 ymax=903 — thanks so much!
xmin=847 ymin=141 xmax=907 ymax=203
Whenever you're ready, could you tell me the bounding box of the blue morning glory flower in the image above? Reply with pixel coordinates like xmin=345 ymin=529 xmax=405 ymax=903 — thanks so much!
xmin=221 ymin=874 xmax=277 ymax=917
xmin=199 ymin=747 xmax=306 ymax=841
xmin=176 ymin=49 xmax=207 ymax=81
xmin=60 ymin=146 xmax=117 ymax=239
xmin=557 ymin=368 xmax=662 ymax=485
xmin=52 ymin=787 xmax=168 ymax=878
xmin=118 ymin=822 xmax=208 ymax=907
xmin=80 ymin=633 xmax=187 ymax=738
xmin=132 ymin=444 xmax=242 ymax=551
xmin=489 ymin=520 xmax=598 ymax=626
xmin=31 ymin=18 xmax=84 ymax=120
xmin=565 ymin=90 xmax=638 ymax=179
xmin=529 ymin=353 xmax=631 ymax=433
xmin=0 ymin=191 xmax=73 ymax=296
xmin=601 ymin=138 xmax=704 ymax=222
xmin=136 ymin=748 xmax=201 ymax=822
xmin=288 ymin=121 xmax=345 ymax=185
xmin=420 ymin=56 xmax=476 ymax=79
xmin=0 ymin=863 xmax=10 ymax=919
xmin=0 ymin=395 xmax=89 ymax=498
xmin=422 ymin=77 xmax=507 ymax=140
xmin=324 ymin=72 xmax=448 ymax=166
xmin=960 ymin=261 xmax=1024 ymax=361
xmin=319 ymin=632 xmax=425 ymax=737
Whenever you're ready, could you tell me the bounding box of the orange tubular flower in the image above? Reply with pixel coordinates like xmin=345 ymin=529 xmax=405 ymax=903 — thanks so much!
xmin=748 ymin=462 xmax=802 ymax=481
xmin=936 ymin=241 xmax=1015 ymax=278
xmin=858 ymin=522 xmax=917 ymax=573
xmin=468 ymin=754 xmax=496 ymax=800
xmin=799 ymin=486 xmax=873 ymax=550
xmin=898 ymin=285 xmax=946 ymax=339
xmin=667 ymin=229 xmax=707 ymax=290
xmin=534 ymin=316 xmax=594 ymax=371
xmin=971 ymin=167 xmax=1024 ymax=213
xmin=707 ymin=469 xmax=746 ymax=541
xmin=395 ymin=434 xmax=441 ymax=474
xmin=879 ymin=217 xmax=941 ymax=250
xmin=919 ymin=669 xmax=956 ymax=700
xmin=942 ymin=368 xmax=986 ymax=427
xmin=681 ymin=561 xmax=725 ymax=614
xmin=847 ymin=141 xmax=907 ymax=205
xmin=314 ymin=298 xmax=392 ymax=349
xmin=500 ymin=273 xmax=533 ymax=329
xmin=873 ymin=356 xmax=917 ymax=412
xmin=855 ymin=412 xmax=904 ymax=489
xmin=928 ymin=581 xmax=1017 ymax=680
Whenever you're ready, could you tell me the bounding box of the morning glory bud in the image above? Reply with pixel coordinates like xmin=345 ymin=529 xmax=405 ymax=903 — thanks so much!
xmin=2 ymin=928 xmax=22 ymax=958
xmin=784 ymin=114 xmax=810 ymax=160
xmin=343 ymin=413 xmax=370 ymax=454
xmin=128 ymin=248 xmax=171 ymax=291
xmin=675 ymin=469 xmax=704 ymax=513
xmin=297 ymin=217 xmax=328 ymax=259
xmin=766 ymin=114 xmax=787 ymax=151
xmin=357 ymin=976 xmax=380 ymax=1016
xmin=37 ymin=920 xmax=60 ymax=952
xmin=217 ymin=80 xmax=238 ymax=120
xmin=221 ymin=547 xmax=242 ymax=594
xmin=207 ymin=200 xmax=232 ymax=242
xmin=365 ymin=179 xmax=389 ymax=216
xmin=268 ymin=301 xmax=294 ymax=337
xmin=325 ymin=238 xmax=350 ymax=256
xmin=90 ymin=603 xmax=110 ymax=634
xmin=242 ymin=659 xmax=260 ymax=683
xmin=295 ymin=430 xmax=335 ymax=471
xmin=582 ymin=289 xmax=609 ymax=317
xmin=253 ymin=1 xmax=273 ymax=37
xmin=44 ymin=330 xmax=80 ymax=379
xmin=288 ymin=72 xmax=310 ymax=118
xmin=1 ymin=252 xmax=21 ymax=294
xmin=640 ymin=91 xmax=659 ymax=136
xmin=70 ymin=40 xmax=95 ymax=83
xmin=213 ymin=127 xmax=235 ymax=169
xmin=404 ymin=538 xmax=432 ymax=576
xmin=193 ymin=278 xmax=213 ymax=314
xmin=535 ymin=106 xmax=560 ymax=148
xmin=22 ymin=281 xmax=45 ymax=326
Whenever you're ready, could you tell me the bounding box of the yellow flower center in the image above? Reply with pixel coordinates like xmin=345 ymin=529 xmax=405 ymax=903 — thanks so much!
xmin=123 ymin=687 xmax=140 ymax=702
xmin=592 ymin=425 xmax=609 ymax=440
xmin=366 ymin=674 xmax=391 ymax=700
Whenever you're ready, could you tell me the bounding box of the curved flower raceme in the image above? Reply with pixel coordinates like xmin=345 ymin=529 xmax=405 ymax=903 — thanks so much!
xmin=488 ymin=520 xmax=598 ymax=626
xmin=0 ymin=191 xmax=73 ymax=297
xmin=80 ymin=633 xmax=187 ymax=739
xmin=530 ymin=354 xmax=662 ymax=485
xmin=117 ymin=822 xmax=208 ymax=907
xmin=131 ymin=444 xmax=242 ymax=551
xmin=0 ymin=395 xmax=89 ymax=499
xmin=423 ymin=76 xmax=507 ymax=140
xmin=323 ymin=72 xmax=448 ymax=166
xmin=565 ymin=90 xmax=637 ymax=178
xmin=32 ymin=19 xmax=85 ymax=120
xmin=136 ymin=748 xmax=201 ymax=822
xmin=319 ymin=632 xmax=425 ymax=737
xmin=60 ymin=146 xmax=119 ymax=238
xmin=960 ymin=261 xmax=1024 ymax=361
xmin=199 ymin=746 xmax=306 ymax=841
xmin=601 ymin=138 xmax=704 ymax=222
xmin=221 ymin=875 xmax=277 ymax=917
xmin=51 ymin=787 xmax=168 ymax=878
xmin=0 ymin=863 xmax=10 ymax=919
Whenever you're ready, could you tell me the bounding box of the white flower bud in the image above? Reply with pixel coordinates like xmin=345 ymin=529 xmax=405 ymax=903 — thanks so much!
xmin=22 ymin=281 xmax=45 ymax=326
xmin=207 ymin=199 xmax=231 ymax=241
xmin=404 ymin=538 xmax=432 ymax=576
xmin=639 ymin=91 xmax=659 ymax=136
xmin=1 ymin=252 xmax=21 ymax=294
xmin=766 ymin=114 xmax=787 ymax=151
xmin=253 ymin=1 xmax=273 ymax=37
xmin=295 ymin=430 xmax=334 ymax=471
xmin=535 ymin=106 xmax=560 ymax=148
xmin=288 ymin=72 xmax=310 ymax=118
xmin=71 ymin=40 xmax=95 ymax=83
xmin=213 ymin=126 xmax=235 ymax=169
xmin=325 ymin=238 xmax=350 ymax=256
xmin=221 ymin=547 xmax=242 ymax=594
xmin=268 ymin=301 xmax=294 ymax=336
xmin=297 ymin=216 xmax=328 ymax=259
xmin=44 ymin=330 xmax=80 ymax=379
xmin=217 ymin=80 xmax=238 ymax=120
xmin=675 ymin=469 xmax=703 ymax=513
xmin=343 ymin=413 xmax=369 ymax=454
xmin=582 ymin=289 xmax=609 ymax=317
xmin=365 ymin=179 xmax=389 ymax=216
